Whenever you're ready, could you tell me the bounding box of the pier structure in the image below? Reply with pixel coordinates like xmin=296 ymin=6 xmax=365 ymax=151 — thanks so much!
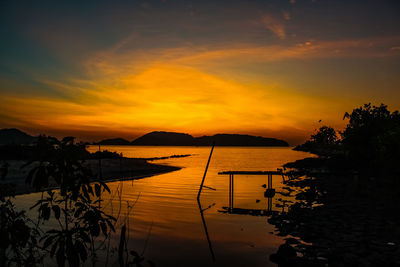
xmin=218 ymin=170 xmax=285 ymax=214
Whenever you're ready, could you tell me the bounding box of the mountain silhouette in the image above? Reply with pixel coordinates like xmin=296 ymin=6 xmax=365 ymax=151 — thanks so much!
xmin=130 ymin=131 xmax=288 ymax=146
xmin=195 ymin=134 xmax=288 ymax=146
xmin=0 ymin=128 xmax=36 ymax=145
xmin=0 ymin=129 xmax=289 ymax=147
xmin=131 ymin=131 xmax=195 ymax=146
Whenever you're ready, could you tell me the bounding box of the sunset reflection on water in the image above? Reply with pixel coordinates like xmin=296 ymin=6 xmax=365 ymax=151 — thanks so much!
xmin=16 ymin=146 xmax=313 ymax=266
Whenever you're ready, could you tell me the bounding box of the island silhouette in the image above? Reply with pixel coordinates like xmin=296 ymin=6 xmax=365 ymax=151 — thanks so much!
xmin=98 ymin=131 xmax=289 ymax=147
xmin=0 ymin=129 xmax=288 ymax=147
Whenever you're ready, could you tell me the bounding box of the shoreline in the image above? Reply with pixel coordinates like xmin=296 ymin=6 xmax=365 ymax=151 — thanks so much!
xmin=2 ymin=158 xmax=182 ymax=196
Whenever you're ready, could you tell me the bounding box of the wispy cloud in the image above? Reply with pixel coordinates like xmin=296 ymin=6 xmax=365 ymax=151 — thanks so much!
xmin=1 ymin=34 xmax=399 ymax=142
xmin=89 ymin=36 xmax=400 ymax=69
xmin=261 ymin=14 xmax=286 ymax=39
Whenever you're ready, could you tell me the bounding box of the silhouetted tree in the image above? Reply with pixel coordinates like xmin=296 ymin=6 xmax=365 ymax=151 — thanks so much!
xmin=342 ymin=103 xmax=400 ymax=173
xmin=294 ymin=126 xmax=339 ymax=156
xmin=295 ymin=103 xmax=400 ymax=174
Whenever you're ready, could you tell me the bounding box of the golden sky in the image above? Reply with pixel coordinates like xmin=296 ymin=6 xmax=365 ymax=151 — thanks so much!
xmin=1 ymin=1 xmax=399 ymax=144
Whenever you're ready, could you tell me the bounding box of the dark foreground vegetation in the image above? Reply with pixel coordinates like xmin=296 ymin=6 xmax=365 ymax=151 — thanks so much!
xmin=0 ymin=136 xmax=172 ymax=266
xmin=270 ymin=104 xmax=400 ymax=266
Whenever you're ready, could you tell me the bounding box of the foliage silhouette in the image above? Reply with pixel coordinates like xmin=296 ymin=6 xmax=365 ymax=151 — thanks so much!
xmin=1 ymin=161 xmax=44 ymax=266
xmin=25 ymin=136 xmax=116 ymax=267
xmin=272 ymin=104 xmax=400 ymax=266
xmin=295 ymin=103 xmax=400 ymax=174
xmin=294 ymin=126 xmax=339 ymax=156
xmin=342 ymin=103 xmax=400 ymax=173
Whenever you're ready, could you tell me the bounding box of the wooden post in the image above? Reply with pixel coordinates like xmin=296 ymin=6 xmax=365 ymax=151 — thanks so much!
xmin=197 ymin=199 xmax=216 ymax=262
xmin=267 ymin=174 xmax=272 ymax=189
xmin=98 ymin=144 xmax=102 ymax=179
xmin=197 ymin=143 xmax=215 ymax=200
xmin=231 ymin=174 xmax=234 ymax=209
xmin=229 ymin=174 xmax=232 ymax=211
xmin=267 ymin=196 xmax=272 ymax=212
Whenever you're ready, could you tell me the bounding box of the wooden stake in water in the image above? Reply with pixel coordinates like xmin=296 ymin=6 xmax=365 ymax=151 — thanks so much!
xmin=197 ymin=143 xmax=215 ymax=200
xmin=98 ymin=144 xmax=102 ymax=179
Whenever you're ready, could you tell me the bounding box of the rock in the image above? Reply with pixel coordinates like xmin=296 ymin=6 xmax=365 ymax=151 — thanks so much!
xmin=264 ymin=188 xmax=276 ymax=198
xmin=270 ymin=243 xmax=297 ymax=264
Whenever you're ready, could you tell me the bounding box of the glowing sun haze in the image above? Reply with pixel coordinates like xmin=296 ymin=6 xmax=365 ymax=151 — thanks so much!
xmin=1 ymin=0 xmax=399 ymax=144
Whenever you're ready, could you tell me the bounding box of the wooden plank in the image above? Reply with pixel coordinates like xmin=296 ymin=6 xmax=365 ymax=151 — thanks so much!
xmin=218 ymin=171 xmax=282 ymax=175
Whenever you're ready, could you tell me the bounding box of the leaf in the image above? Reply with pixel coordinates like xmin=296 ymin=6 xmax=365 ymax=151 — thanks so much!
xmin=50 ymin=240 xmax=58 ymax=258
xmin=66 ymin=236 xmax=79 ymax=267
xmin=106 ymin=219 xmax=115 ymax=232
xmin=82 ymin=185 xmax=90 ymax=200
xmin=43 ymin=206 xmax=51 ymax=220
xmin=101 ymin=182 xmax=110 ymax=193
xmin=106 ymin=214 xmax=117 ymax=221
xmin=80 ymin=231 xmax=91 ymax=244
xmin=90 ymin=223 xmax=100 ymax=237
xmin=56 ymin=244 xmax=66 ymax=267
xmin=100 ymin=221 xmax=107 ymax=237
xmin=47 ymin=190 xmax=55 ymax=198
xmin=74 ymin=240 xmax=87 ymax=262
xmin=74 ymin=207 xmax=83 ymax=218
xmin=43 ymin=235 xmax=55 ymax=249
xmin=52 ymin=205 xmax=61 ymax=220
xmin=87 ymin=184 xmax=93 ymax=195
xmin=95 ymin=183 xmax=101 ymax=197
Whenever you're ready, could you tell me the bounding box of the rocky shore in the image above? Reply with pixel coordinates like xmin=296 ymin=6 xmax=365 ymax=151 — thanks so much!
xmin=269 ymin=172 xmax=400 ymax=266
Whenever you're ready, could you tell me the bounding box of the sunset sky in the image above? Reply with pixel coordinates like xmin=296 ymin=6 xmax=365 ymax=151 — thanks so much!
xmin=1 ymin=0 xmax=399 ymax=144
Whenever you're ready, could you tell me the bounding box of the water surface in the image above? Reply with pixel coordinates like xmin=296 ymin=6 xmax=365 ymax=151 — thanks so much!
xmin=15 ymin=146 xmax=312 ymax=266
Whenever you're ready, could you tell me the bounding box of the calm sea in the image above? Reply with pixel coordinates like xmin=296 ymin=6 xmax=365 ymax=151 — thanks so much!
xmin=14 ymin=146 xmax=312 ymax=266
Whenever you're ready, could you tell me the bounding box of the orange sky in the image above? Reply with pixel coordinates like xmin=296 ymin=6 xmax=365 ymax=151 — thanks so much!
xmin=1 ymin=1 xmax=399 ymax=144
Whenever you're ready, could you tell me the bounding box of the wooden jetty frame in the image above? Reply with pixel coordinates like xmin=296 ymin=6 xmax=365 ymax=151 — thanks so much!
xmin=218 ymin=170 xmax=284 ymax=211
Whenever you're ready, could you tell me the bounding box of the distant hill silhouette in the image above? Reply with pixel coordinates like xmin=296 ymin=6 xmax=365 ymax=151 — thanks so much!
xmin=0 ymin=128 xmax=289 ymax=147
xmin=195 ymin=134 xmax=288 ymax=146
xmin=131 ymin=131 xmax=195 ymax=146
xmin=96 ymin=138 xmax=131 ymax=145
xmin=130 ymin=131 xmax=288 ymax=146
xmin=0 ymin=128 xmax=36 ymax=145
